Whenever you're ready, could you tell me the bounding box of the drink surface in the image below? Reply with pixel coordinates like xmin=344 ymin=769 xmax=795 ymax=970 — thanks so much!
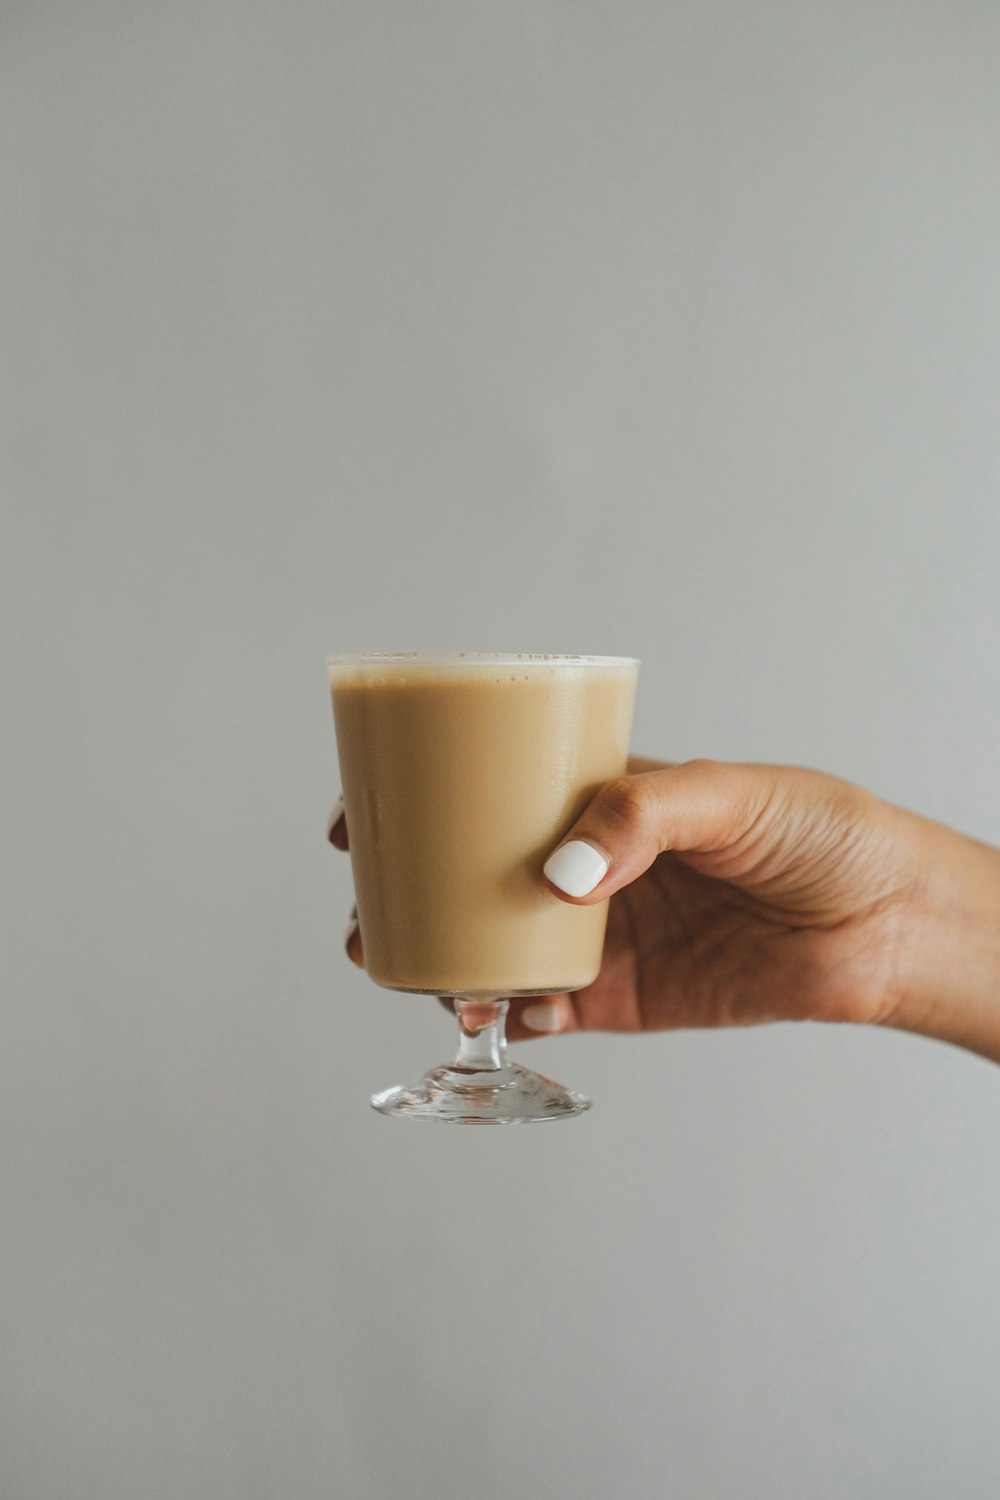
xmin=330 ymin=661 xmax=637 ymax=995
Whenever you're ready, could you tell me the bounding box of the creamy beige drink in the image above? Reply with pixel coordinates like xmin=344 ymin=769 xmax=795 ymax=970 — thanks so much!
xmin=330 ymin=655 xmax=637 ymax=996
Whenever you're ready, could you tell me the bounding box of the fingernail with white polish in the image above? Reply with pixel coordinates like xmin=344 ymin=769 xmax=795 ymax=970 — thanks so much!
xmin=328 ymin=798 xmax=345 ymax=840
xmin=522 ymin=1002 xmax=563 ymax=1033
xmin=543 ymin=840 xmax=611 ymax=897
xmin=344 ymin=914 xmax=359 ymax=947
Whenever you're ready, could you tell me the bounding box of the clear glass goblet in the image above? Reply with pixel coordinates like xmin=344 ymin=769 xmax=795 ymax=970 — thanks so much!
xmin=328 ymin=652 xmax=638 ymax=1124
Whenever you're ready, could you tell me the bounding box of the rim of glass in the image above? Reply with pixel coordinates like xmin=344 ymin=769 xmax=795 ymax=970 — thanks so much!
xmin=327 ymin=651 xmax=639 ymax=669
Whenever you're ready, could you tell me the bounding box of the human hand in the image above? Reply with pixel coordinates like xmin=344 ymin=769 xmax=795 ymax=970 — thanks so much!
xmin=519 ymin=756 xmax=916 ymax=1040
xmin=328 ymin=759 xmax=1000 ymax=1062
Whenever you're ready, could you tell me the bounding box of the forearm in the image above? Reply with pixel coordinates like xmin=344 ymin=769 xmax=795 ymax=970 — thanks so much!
xmin=884 ymin=813 xmax=1000 ymax=1064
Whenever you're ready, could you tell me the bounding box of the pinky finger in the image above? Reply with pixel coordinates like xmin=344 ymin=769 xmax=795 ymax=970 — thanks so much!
xmin=507 ymin=994 xmax=580 ymax=1042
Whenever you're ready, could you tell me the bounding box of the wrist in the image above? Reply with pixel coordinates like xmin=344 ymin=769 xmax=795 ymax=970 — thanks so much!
xmin=882 ymin=813 xmax=1000 ymax=1063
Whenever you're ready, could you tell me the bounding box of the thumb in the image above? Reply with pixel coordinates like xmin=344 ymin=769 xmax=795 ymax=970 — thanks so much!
xmin=541 ymin=759 xmax=780 ymax=903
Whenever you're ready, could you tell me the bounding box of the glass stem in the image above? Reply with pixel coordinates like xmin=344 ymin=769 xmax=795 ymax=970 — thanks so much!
xmin=453 ymin=998 xmax=509 ymax=1072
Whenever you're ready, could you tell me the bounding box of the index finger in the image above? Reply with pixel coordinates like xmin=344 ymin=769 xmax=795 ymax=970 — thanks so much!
xmin=327 ymin=798 xmax=349 ymax=850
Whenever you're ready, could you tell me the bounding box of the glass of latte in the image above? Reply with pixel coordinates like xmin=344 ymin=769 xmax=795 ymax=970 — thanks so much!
xmin=328 ymin=652 xmax=638 ymax=1123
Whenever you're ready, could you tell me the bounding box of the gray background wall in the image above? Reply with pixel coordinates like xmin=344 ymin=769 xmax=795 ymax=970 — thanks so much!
xmin=3 ymin=2 xmax=1000 ymax=1496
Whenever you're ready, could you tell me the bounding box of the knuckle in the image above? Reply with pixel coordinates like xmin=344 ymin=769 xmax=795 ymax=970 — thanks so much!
xmin=682 ymin=757 xmax=722 ymax=779
xmin=823 ymin=778 xmax=871 ymax=841
xmin=684 ymin=758 xmax=769 ymax=838
xmin=596 ymin=775 xmax=654 ymax=831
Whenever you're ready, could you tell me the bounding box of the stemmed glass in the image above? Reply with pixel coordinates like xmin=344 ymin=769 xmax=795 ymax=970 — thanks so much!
xmin=328 ymin=652 xmax=638 ymax=1123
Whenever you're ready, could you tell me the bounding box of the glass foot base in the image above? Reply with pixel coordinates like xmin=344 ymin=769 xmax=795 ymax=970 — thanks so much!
xmin=371 ymin=1060 xmax=591 ymax=1124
